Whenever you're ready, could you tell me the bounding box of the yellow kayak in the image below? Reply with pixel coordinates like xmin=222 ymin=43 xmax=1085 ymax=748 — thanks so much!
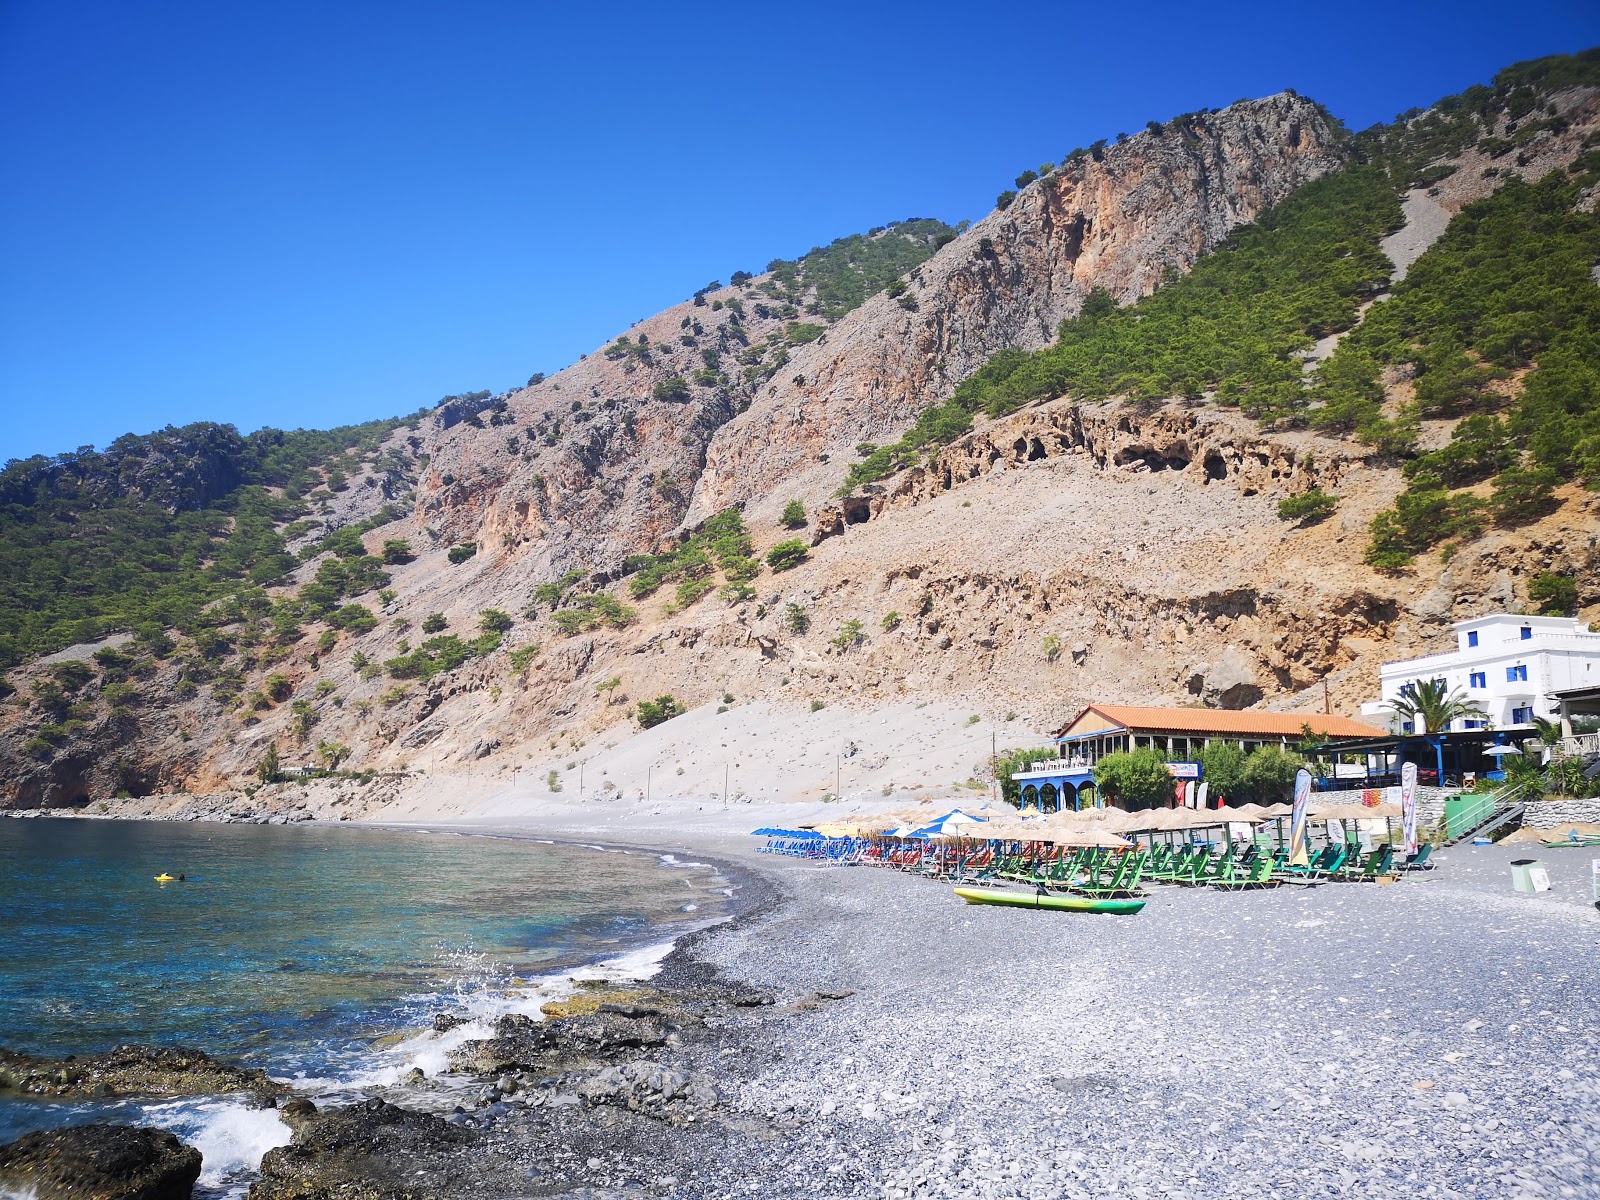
xmin=154 ymin=874 xmax=176 ymax=882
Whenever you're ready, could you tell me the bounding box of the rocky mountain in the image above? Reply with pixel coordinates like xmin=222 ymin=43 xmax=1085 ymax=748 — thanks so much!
xmin=1 ymin=52 xmax=1597 ymax=812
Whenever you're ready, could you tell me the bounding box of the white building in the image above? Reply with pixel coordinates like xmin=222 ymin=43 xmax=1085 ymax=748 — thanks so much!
xmin=1362 ymin=614 xmax=1600 ymax=734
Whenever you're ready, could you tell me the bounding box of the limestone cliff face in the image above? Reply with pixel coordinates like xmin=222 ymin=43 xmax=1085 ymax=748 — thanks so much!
xmin=685 ymin=93 xmax=1344 ymax=524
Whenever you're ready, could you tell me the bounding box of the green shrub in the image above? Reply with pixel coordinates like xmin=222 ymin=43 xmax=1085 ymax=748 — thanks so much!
xmin=651 ymin=376 xmax=692 ymax=404
xmin=550 ymin=593 xmax=637 ymax=635
xmin=381 ymin=539 xmax=414 ymax=564
xmin=766 ymin=540 xmax=809 ymax=572
xmin=102 ymin=681 xmax=139 ymax=706
xmin=1528 ymin=572 xmax=1578 ymax=615
xmin=479 ymin=608 xmax=513 ymax=633
xmin=881 ymin=611 xmax=901 ymax=631
xmin=1489 ymin=465 xmax=1562 ymax=525
xmin=780 ymin=500 xmax=807 ymax=528
xmin=1276 ymin=488 xmax=1339 ymax=525
xmin=326 ymin=605 xmax=373 ymax=635
xmin=675 ymin=577 xmax=715 ymax=608
xmin=638 ymin=694 xmax=684 ymax=729
xmin=509 ymin=644 xmax=541 ymax=672
xmin=315 ymin=741 xmax=349 ymax=769
xmin=831 ymin=619 xmax=865 ymax=651
xmin=265 ymin=674 xmax=293 ymax=702
xmin=1092 ymin=748 xmax=1174 ymax=809
xmin=384 ymin=634 xmax=475 ymax=680
xmin=447 ymin=543 xmax=477 ymax=565
xmin=784 ymin=602 xmax=809 ymax=634
xmin=1239 ymin=746 xmax=1304 ymax=804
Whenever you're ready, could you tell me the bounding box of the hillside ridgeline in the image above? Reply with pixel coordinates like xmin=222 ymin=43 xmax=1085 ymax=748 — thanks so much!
xmin=0 ymin=53 xmax=1597 ymax=812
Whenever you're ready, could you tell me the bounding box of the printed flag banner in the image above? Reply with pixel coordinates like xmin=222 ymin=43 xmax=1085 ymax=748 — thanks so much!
xmin=1288 ymin=767 xmax=1312 ymax=866
xmin=1401 ymin=762 xmax=1419 ymax=856
xmin=1197 ymin=781 xmax=1209 ymax=810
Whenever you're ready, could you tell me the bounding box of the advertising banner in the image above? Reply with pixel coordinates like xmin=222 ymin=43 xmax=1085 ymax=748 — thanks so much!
xmin=1400 ymin=762 xmax=1419 ymax=856
xmin=1288 ymin=768 xmax=1312 ymax=867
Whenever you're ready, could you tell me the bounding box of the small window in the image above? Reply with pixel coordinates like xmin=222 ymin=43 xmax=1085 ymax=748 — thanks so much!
xmin=1467 ymin=631 xmax=1479 ymax=648
xmin=1462 ymin=719 xmax=1481 ymax=730
xmin=1520 ymin=626 xmax=1532 ymax=640
xmin=1400 ymin=721 xmax=1415 ymax=735
xmin=1506 ymin=664 xmax=1528 ymax=683
xmin=1511 ymin=705 xmax=1533 ymax=724
xmin=1469 ymin=672 xmax=1486 ymax=689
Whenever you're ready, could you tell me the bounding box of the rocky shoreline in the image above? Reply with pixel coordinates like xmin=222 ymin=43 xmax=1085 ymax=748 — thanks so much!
xmin=5 ymin=836 xmax=1599 ymax=1199
xmin=0 ymin=835 xmax=811 ymax=1200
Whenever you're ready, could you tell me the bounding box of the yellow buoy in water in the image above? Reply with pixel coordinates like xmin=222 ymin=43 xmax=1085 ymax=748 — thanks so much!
xmin=154 ymin=873 xmax=176 ymax=882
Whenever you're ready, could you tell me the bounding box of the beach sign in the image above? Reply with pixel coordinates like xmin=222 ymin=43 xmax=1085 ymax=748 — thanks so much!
xmin=1288 ymin=768 xmax=1312 ymax=867
xmin=1400 ymin=762 xmax=1419 ymax=856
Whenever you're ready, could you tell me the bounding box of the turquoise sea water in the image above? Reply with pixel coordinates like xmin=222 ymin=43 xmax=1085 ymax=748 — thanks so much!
xmin=0 ymin=818 xmax=728 ymax=1193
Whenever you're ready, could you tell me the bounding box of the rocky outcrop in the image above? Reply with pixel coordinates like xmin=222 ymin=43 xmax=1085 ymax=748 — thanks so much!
xmin=0 ymin=1124 xmax=202 ymax=1200
xmin=449 ymin=1007 xmax=672 ymax=1077
xmin=687 ymin=93 xmax=1345 ymax=522
xmin=251 ymin=1098 xmax=474 ymax=1200
xmin=0 ymin=1044 xmax=286 ymax=1101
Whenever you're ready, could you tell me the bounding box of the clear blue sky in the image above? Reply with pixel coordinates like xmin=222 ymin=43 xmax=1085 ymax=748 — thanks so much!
xmin=2 ymin=1 xmax=1597 ymax=462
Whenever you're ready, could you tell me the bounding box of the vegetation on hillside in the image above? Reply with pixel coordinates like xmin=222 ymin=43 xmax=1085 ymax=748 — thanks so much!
xmin=0 ymin=415 xmax=419 ymax=667
xmin=839 ymin=49 xmax=1600 ymax=579
xmin=761 ymin=218 xmax=962 ymax=320
xmin=618 ymin=509 xmax=761 ymax=609
xmin=1355 ymin=172 xmax=1600 ymax=566
xmin=843 ymin=168 xmax=1402 ymax=490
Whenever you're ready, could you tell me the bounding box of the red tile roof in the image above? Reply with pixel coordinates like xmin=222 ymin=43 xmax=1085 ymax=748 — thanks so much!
xmin=1057 ymin=704 xmax=1385 ymax=740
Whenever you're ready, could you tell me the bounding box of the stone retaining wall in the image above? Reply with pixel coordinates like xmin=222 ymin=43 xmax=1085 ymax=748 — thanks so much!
xmin=1519 ymin=797 xmax=1600 ymax=829
xmin=1310 ymin=784 xmax=1457 ymax=825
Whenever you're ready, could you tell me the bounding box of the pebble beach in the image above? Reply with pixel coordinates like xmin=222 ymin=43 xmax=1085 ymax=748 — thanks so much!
xmin=643 ymin=833 xmax=1600 ymax=1199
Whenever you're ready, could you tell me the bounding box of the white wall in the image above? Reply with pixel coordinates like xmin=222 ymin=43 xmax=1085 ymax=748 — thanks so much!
xmin=1370 ymin=616 xmax=1600 ymax=732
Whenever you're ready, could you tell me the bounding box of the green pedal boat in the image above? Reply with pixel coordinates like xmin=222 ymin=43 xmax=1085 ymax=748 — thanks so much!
xmin=953 ymin=885 xmax=1146 ymax=915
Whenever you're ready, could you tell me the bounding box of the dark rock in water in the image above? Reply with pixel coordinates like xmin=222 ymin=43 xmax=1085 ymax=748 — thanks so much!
xmin=0 ymin=1044 xmax=287 ymax=1101
xmin=0 ymin=1123 xmax=202 ymax=1200
xmin=431 ymin=1013 xmax=465 ymax=1033
xmin=252 ymin=1099 xmax=476 ymax=1200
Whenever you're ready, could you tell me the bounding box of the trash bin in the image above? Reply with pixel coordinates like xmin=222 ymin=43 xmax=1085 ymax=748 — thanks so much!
xmin=1510 ymin=859 xmax=1549 ymax=894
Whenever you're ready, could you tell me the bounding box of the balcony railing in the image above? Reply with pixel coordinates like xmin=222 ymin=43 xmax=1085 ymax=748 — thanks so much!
xmin=1013 ymin=758 xmax=1094 ymax=779
xmin=1557 ymin=732 xmax=1600 ymax=759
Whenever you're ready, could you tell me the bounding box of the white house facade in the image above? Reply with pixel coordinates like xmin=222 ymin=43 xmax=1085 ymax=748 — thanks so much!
xmin=1361 ymin=614 xmax=1600 ymax=734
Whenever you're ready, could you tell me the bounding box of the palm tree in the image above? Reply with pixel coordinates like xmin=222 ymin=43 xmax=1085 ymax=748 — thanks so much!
xmin=1386 ymin=678 xmax=1487 ymax=733
xmin=1531 ymin=716 xmax=1564 ymax=747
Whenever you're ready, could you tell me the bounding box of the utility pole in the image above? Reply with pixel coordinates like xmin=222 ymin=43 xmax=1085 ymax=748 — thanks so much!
xmin=579 ymin=760 xmax=584 ymax=800
xmin=646 ymin=763 xmax=653 ymax=804
xmin=991 ymin=731 xmax=998 ymax=806
xmin=834 ymin=755 xmax=840 ymax=803
xmin=1323 ymin=676 xmax=1331 ymax=715
xmin=723 ymin=765 xmax=729 ymax=807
